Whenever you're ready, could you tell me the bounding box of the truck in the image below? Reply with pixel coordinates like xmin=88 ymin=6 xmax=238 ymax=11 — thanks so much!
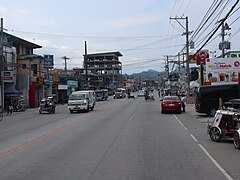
xmin=68 ymin=90 xmax=96 ymax=113
xmin=195 ymin=83 xmax=239 ymax=116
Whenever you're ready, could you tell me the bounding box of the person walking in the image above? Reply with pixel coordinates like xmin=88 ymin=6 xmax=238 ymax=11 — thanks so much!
xmin=158 ymin=89 xmax=160 ymax=98
xmin=7 ymin=98 xmax=14 ymax=115
xmin=181 ymin=94 xmax=187 ymax=112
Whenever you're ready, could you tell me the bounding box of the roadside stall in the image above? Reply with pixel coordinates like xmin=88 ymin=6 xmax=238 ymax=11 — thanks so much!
xmin=4 ymin=87 xmax=26 ymax=111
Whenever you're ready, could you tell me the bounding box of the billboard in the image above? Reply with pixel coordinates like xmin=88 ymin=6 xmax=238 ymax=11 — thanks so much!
xmin=44 ymin=55 xmax=54 ymax=68
xmin=205 ymin=58 xmax=240 ymax=83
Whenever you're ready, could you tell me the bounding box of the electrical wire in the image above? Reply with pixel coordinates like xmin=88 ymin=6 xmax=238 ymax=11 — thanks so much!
xmin=6 ymin=28 xmax=174 ymax=39
xmin=190 ymin=0 xmax=222 ymax=40
xmin=195 ymin=0 xmax=240 ymax=54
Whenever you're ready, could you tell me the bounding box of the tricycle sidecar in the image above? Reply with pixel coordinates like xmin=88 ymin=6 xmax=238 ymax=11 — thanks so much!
xmin=207 ymin=108 xmax=240 ymax=142
xmin=39 ymin=98 xmax=55 ymax=114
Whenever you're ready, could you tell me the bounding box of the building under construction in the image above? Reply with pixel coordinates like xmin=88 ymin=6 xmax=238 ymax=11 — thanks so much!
xmin=81 ymin=51 xmax=123 ymax=89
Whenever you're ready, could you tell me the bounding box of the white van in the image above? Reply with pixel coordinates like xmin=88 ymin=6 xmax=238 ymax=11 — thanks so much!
xmin=68 ymin=90 xmax=96 ymax=113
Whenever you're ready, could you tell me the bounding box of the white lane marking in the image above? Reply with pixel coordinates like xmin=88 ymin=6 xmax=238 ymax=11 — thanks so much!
xmin=174 ymin=114 xmax=188 ymax=130
xmin=199 ymin=144 xmax=233 ymax=180
xmin=190 ymin=134 xmax=199 ymax=143
xmin=173 ymin=115 xmax=233 ymax=180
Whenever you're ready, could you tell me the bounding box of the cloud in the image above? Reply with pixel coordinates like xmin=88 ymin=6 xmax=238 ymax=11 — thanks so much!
xmin=0 ymin=6 xmax=7 ymax=14
xmin=102 ymin=13 xmax=163 ymax=29
xmin=34 ymin=38 xmax=84 ymax=69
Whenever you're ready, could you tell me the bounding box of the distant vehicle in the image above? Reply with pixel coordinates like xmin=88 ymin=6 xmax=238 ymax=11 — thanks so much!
xmin=207 ymin=108 xmax=240 ymax=149
xmin=68 ymin=90 xmax=96 ymax=113
xmin=161 ymin=96 xmax=181 ymax=114
xmin=195 ymin=83 xmax=239 ymax=116
xmin=39 ymin=97 xmax=55 ymax=114
xmin=127 ymin=91 xmax=135 ymax=99
xmin=138 ymin=90 xmax=145 ymax=97
xmin=95 ymin=89 xmax=108 ymax=101
xmin=145 ymin=91 xmax=155 ymax=101
xmin=113 ymin=88 xmax=126 ymax=99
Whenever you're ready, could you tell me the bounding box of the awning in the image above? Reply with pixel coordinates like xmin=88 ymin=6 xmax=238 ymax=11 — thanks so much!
xmin=4 ymin=87 xmax=22 ymax=95
xmin=190 ymin=81 xmax=200 ymax=89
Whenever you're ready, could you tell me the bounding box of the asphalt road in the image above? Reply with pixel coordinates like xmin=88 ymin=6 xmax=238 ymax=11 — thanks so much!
xmin=0 ymin=95 xmax=239 ymax=180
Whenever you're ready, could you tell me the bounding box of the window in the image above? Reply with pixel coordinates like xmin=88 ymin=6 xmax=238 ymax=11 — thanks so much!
xmin=31 ymin=64 xmax=38 ymax=76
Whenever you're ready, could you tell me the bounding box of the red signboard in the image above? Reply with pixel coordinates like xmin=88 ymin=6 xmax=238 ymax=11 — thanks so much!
xmin=1 ymin=76 xmax=13 ymax=81
xmin=203 ymin=82 xmax=211 ymax=86
xmin=196 ymin=50 xmax=209 ymax=65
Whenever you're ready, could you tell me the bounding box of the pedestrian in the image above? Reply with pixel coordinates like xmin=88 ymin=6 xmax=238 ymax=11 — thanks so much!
xmin=158 ymin=89 xmax=160 ymax=98
xmin=181 ymin=94 xmax=187 ymax=112
xmin=161 ymin=89 xmax=164 ymax=97
xmin=144 ymin=90 xmax=149 ymax=101
xmin=7 ymin=98 xmax=14 ymax=115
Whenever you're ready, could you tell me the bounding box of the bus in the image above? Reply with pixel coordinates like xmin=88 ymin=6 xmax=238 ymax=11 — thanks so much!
xmin=195 ymin=83 xmax=239 ymax=116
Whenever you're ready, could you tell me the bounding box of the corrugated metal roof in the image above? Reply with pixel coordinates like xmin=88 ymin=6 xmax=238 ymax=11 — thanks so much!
xmin=4 ymin=32 xmax=42 ymax=49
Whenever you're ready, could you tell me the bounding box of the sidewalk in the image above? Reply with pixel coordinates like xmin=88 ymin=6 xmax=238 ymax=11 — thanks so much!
xmin=186 ymin=103 xmax=195 ymax=112
xmin=187 ymin=96 xmax=195 ymax=104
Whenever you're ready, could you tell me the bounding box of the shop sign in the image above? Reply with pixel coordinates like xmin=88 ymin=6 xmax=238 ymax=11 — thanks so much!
xmin=59 ymin=72 xmax=70 ymax=80
xmin=1 ymin=71 xmax=15 ymax=82
xmin=189 ymin=50 xmax=209 ymax=65
xmin=206 ymin=58 xmax=240 ymax=83
xmin=58 ymin=84 xmax=67 ymax=90
xmin=44 ymin=55 xmax=54 ymax=68
xmin=44 ymin=74 xmax=53 ymax=84
xmin=67 ymin=80 xmax=78 ymax=88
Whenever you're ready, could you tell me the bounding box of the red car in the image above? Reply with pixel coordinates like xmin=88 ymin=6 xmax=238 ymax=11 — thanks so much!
xmin=161 ymin=96 xmax=182 ymax=114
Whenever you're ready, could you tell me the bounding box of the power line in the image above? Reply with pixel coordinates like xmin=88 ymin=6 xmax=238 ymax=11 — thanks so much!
xmin=190 ymin=0 xmax=222 ymax=40
xmin=196 ymin=0 xmax=240 ymax=54
xmin=5 ymin=28 xmax=175 ymax=39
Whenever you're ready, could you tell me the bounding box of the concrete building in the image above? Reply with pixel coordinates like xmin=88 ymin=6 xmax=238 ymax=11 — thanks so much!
xmin=2 ymin=32 xmax=47 ymax=108
xmin=81 ymin=51 xmax=123 ymax=89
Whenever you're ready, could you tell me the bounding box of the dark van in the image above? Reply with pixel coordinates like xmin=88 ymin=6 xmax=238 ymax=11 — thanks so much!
xmin=195 ymin=83 xmax=239 ymax=116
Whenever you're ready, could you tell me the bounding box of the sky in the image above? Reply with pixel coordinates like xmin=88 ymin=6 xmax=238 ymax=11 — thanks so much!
xmin=1 ymin=0 xmax=240 ymax=74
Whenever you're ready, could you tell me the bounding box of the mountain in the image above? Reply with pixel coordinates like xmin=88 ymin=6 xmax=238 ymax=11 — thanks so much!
xmin=128 ymin=69 xmax=164 ymax=82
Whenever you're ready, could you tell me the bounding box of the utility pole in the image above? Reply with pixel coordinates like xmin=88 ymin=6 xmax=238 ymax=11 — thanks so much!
xmin=178 ymin=53 xmax=181 ymax=74
xmin=163 ymin=55 xmax=170 ymax=80
xmin=221 ymin=23 xmax=225 ymax=58
xmin=61 ymin=56 xmax=69 ymax=72
xmin=220 ymin=22 xmax=231 ymax=58
xmin=170 ymin=16 xmax=190 ymax=95
xmin=0 ymin=18 xmax=4 ymax=120
xmin=186 ymin=16 xmax=190 ymax=93
xmin=84 ymin=41 xmax=88 ymax=89
xmin=166 ymin=56 xmax=169 ymax=80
